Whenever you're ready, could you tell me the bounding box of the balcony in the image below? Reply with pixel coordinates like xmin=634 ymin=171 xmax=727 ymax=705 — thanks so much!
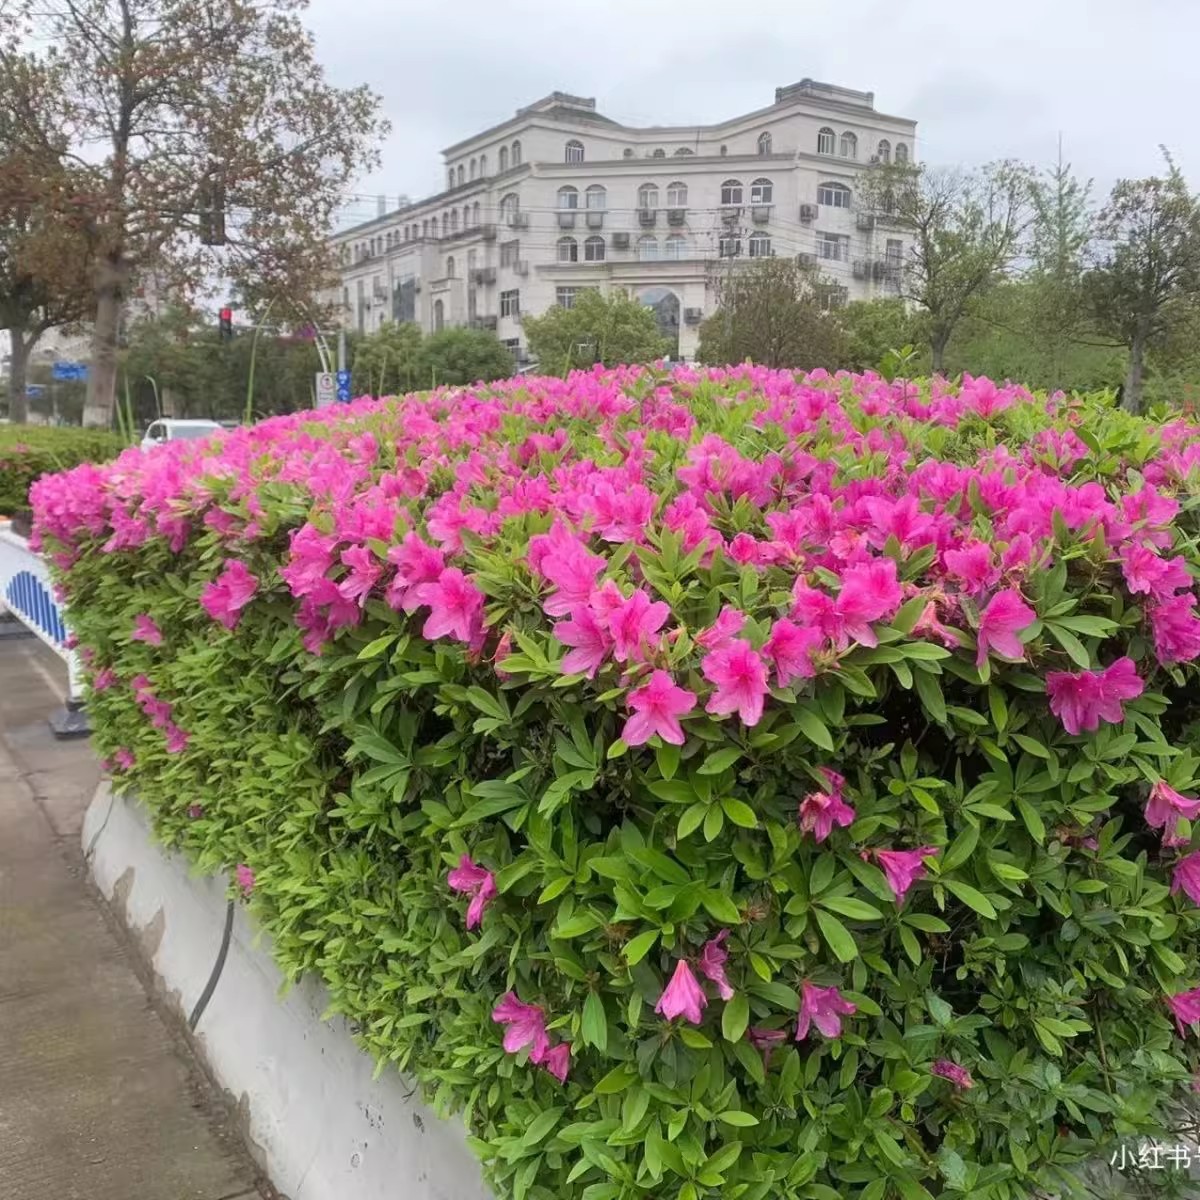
xmin=586 ymin=210 xmax=605 ymax=230
xmin=472 ymin=267 xmax=497 ymax=286
xmin=638 ymin=208 xmax=657 ymax=227
xmin=612 ymin=232 xmax=630 ymax=249
xmin=481 ymin=224 xmax=497 ymax=241
xmin=667 ymin=208 xmax=686 ymax=227
xmin=751 ymin=205 xmax=771 ymax=224
xmin=856 ymin=212 xmax=876 ymax=231
xmin=469 ymin=315 xmax=498 ymax=331
xmin=557 ymin=210 xmax=577 ymax=230
xmin=506 ymin=211 xmax=529 ymax=229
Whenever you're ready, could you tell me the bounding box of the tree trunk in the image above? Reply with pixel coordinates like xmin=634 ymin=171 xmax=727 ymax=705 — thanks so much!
xmin=82 ymin=255 xmax=128 ymax=428
xmin=1122 ymin=334 xmax=1146 ymax=415
xmin=930 ymin=332 xmax=948 ymax=374
xmin=7 ymin=328 xmax=30 ymax=425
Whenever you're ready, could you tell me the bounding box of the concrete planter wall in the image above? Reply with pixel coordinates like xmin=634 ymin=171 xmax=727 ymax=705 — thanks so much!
xmin=83 ymin=784 xmax=491 ymax=1200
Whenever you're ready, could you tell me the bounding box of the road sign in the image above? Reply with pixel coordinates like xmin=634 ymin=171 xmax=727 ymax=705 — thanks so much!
xmin=51 ymin=361 xmax=87 ymax=381
xmin=336 ymin=369 xmax=352 ymax=403
xmin=25 ymin=385 xmax=46 ymax=399
xmin=314 ymin=372 xmax=336 ymax=408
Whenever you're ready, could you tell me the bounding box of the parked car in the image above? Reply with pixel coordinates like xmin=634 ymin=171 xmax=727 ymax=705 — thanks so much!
xmin=140 ymin=419 xmax=224 ymax=451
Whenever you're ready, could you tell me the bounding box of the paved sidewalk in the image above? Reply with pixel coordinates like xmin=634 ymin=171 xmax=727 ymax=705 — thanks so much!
xmin=0 ymin=630 xmax=268 ymax=1200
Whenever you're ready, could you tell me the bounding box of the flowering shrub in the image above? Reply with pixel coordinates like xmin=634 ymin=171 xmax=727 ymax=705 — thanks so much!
xmin=32 ymin=366 xmax=1200 ymax=1200
xmin=0 ymin=425 xmax=126 ymax=515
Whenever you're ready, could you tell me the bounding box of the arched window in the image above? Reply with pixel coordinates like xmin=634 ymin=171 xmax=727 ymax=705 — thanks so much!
xmin=469 ymin=158 xmax=477 ymax=180
xmin=895 ymin=142 xmax=910 ymax=164
xmin=839 ymin=131 xmax=857 ymax=159
xmin=456 ymin=165 xmax=465 ymax=185
xmin=757 ymin=131 xmax=772 ymax=155
xmin=584 ymin=235 xmax=606 ymax=262
xmin=447 ymin=170 xmax=454 ymax=189
xmin=433 ymin=300 xmax=445 ymax=332
xmin=674 ymin=147 xmax=694 ymax=156
xmin=565 ymin=139 xmax=584 ymax=163
xmin=462 ymin=205 xmax=470 ymax=226
xmin=450 ymin=210 xmax=458 ymax=232
xmin=557 ymin=185 xmax=579 ymax=210
xmin=667 ymin=181 xmax=687 ymax=207
xmin=431 ymin=216 xmax=438 ymax=237
xmin=818 ymin=182 xmax=852 ymax=208
xmin=664 ymin=234 xmax=688 ymax=260
xmin=385 ymin=232 xmax=392 ymax=248
xmin=585 ymin=184 xmax=607 ymax=210
xmin=750 ymin=178 xmax=773 ymax=204
xmin=719 ymin=144 xmax=728 ymax=156
xmin=557 ymin=236 xmax=578 ymax=262
xmin=472 ymin=201 xmax=480 ymax=224
xmin=479 ymin=153 xmax=487 ymax=176
xmin=817 ymin=127 xmax=835 ymax=155
xmin=623 ymin=147 xmax=634 ymax=159
xmin=446 ymin=255 xmax=456 ymax=277
xmin=422 ymin=219 xmax=428 ymax=237
xmin=720 ymin=179 xmax=743 ymax=206
xmin=637 ymin=182 xmax=659 ymax=209
xmin=499 ymin=146 xmax=509 ymax=172
xmin=748 ymin=231 xmax=771 ymax=258
xmin=637 ymin=235 xmax=659 ymax=261
xmin=499 ymin=193 xmax=519 ymax=221
xmin=652 ymin=148 xmax=666 ymax=158
xmin=876 ymin=139 xmax=891 ymax=164
xmin=511 ymin=140 xmax=522 ymax=166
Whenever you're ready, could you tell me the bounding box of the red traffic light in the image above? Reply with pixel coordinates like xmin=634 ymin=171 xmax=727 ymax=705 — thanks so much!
xmin=219 ymin=307 xmax=232 ymax=322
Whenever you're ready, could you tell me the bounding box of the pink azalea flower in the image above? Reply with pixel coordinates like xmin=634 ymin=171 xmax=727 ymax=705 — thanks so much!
xmin=538 ymin=1042 xmax=571 ymax=1084
xmin=385 ymin=534 xmax=445 ymax=613
xmin=605 ymin=587 xmax=670 ymax=663
xmin=92 ymin=667 xmax=118 ymax=691
xmin=763 ymin=617 xmax=823 ymax=686
xmin=553 ymin=605 xmax=611 ymax=677
xmin=975 ymin=588 xmax=1036 ymax=667
xmin=130 ymin=674 xmax=152 ymax=693
xmin=1165 ymin=987 xmax=1200 ymax=1037
xmin=698 ymin=930 xmax=735 ymax=1001
xmin=798 ymin=769 xmax=856 ymax=843
xmin=132 ymin=613 xmax=163 ymax=646
xmin=795 ymin=980 xmax=856 ymax=1041
xmin=622 ymin=670 xmax=697 ymax=746
xmin=200 ymin=559 xmax=260 ymax=629
xmin=1121 ymin=544 xmax=1192 ymax=603
xmin=695 ymin=606 xmax=746 ymax=652
xmin=413 ymin=568 xmax=485 ymax=645
xmin=876 ymin=845 xmax=939 ymax=904
xmin=491 ymin=992 xmax=550 ymax=1060
xmin=187 ymin=804 xmax=204 ymax=819
xmin=540 ymin=539 xmax=607 ymax=617
xmin=235 ymin=864 xmax=255 ymax=895
xmin=1045 ymin=657 xmax=1143 ymax=736
xmin=835 ymin=557 xmax=903 ymax=648
xmin=1151 ymin=595 xmax=1200 ymax=666
xmin=748 ymin=1026 xmax=788 ymax=1061
xmin=336 ymin=545 xmax=382 ymax=604
xmin=943 ymin=539 xmax=999 ymax=595
xmin=702 ymin=639 xmax=770 ymax=726
xmin=113 ymin=747 xmax=135 ymax=770
xmin=447 ymin=854 xmax=498 ymax=930
xmin=655 ymin=959 xmax=707 ymax=1025
xmin=931 ymin=1059 xmax=974 ymax=1089
xmin=164 ymin=724 xmax=190 ymax=754
xmin=1145 ymin=781 xmax=1200 ymax=846
xmin=1171 ymin=851 xmax=1200 ymax=906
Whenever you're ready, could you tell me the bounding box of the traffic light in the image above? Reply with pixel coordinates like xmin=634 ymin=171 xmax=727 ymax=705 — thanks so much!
xmin=219 ymin=307 xmax=233 ymax=341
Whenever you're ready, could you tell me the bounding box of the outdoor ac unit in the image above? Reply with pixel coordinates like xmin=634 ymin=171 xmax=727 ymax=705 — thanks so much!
xmin=557 ymin=211 xmax=577 ymax=229
xmin=612 ymin=232 xmax=630 ymax=249
xmin=721 ymin=209 xmax=741 ymax=226
xmin=871 ymin=260 xmax=888 ymax=281
xmin=667 ymin=208 xmax=686 ymax=226
xmin=514 ymin=260 xmax=529 ymax=276
xmin=751 ymin=205 xmax=771 ymax=224
xmin=586 ymin=210 xmax=605 ymax=229
xmin=638 ymin=208 xmax=657 ymax=227
xmin=483 ymin=315 xmax=498 ymax=330
xmin=796 ymin=252 xmax=816 ymax=269
xmin=856 ymin=212 xmax=876 ymax=231
xmin=799 ymin=203 xmax=818 ymax=222
xmin=508 ymin=212 xmax=529 ymax=229
xmin=684 ymin=307 xmax=703 ymax=325
xmin=852 ymin=260 xmax=869 ymax=280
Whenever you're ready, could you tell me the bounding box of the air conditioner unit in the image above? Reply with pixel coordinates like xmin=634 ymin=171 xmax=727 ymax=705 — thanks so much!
xmin=514 ymin=260 xmax=529 ymax=276
xmin=481 ymin=224 xmax=497 ymax=241
xmin=472 ymin=267 xmax=497 ymax=285
xmin=683 ymin=307 xmax=703 ymax=325
xmin=751 ymin=205 xmax=771 ymax=224
xmin=638 ymin=208 xmax=657 ymax=227
xmin=796 ymin=252 xmax=816 ymax=269
xmin=856 ymin=212 xmax=876 ymax=231
xmin=871 ymin=260 xmax=888 ymax=281
xmin=799 ymin=203 xmax=818 ymax=222
xmin=612 ymin=232 xmax=630 ymax=249
xmin=721 ymin=209 xmax=741 ymax=227
xmin=586 ymin=210 xmax=605 ymax=229
xmin=557 ymin=211 xmax=577 ymax=229
xmin=667 ymin=208 xmax=686 ymax=226
xmin=852 ymin=260 xmax=869 ymax=280
xmin=507 ymin=212 xmax=529 ymax=229
xmin=483 ymin=315 xmax=498 ymax=330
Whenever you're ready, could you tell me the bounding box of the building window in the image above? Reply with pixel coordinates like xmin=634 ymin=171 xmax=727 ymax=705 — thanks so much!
xmin=557 ymin=236 xmax=578 ymax=262
xmin=565 ymin=139 xmax=584 ymax=163
xmin=467 ymin=249 xmax=477 ymax=273
xmin=876 ymin=139 xmax=891 ymax=164
xmin=502 ymin=337 xmax=521 ymax=360
xmin=584 ymin=235 xmax=606 ymax=262
xmin=895 ymin=142 xmax=909 ymax=164
xmin=511 ymin=140 xmax=522 ymax=166
xmin=557 ymin=185 xmax=579 ymax=209
xmin=719 ymin=144 xmax=728 ymax=156
xmin=431 ymin=216 xmax=438 ymax=237
xmin=446 ymin=255 xmax=455 ymax=277
xmin=839 ymin=131 xmax=858 ymax=159
xmin=500 ymin=239 xmax=520 ymax=267
xmin=500 ymin=193 xmax=519 ymax=221
xmin=817 ymin=127 xmax=836 ymax=155
xmin=750 ymin=177 xmax=773 ymax=205
xmin=652 ymin=148 xmax=666 ymax=158
xmin=757 ymin=131 xmax=772 ymax=155
xmin=457 ymin=165 xmax=465 ymax=185
xmin=637 ymin=182 xmax=659 ymax=209
xmin=664 ymin=234 xmax=687 ymax=259
xmin=450 ymin=210 xmax=459 ymax=232
xmin=623 ymin=148 xmax=634 ymax=159
xmin=422 ymin=219 xmax=428 ymax=237
xmin=585 ymin=184 xmax=607 ymax=210
xmin=637 ymin=235 xmax=659 ymax=261
xmin=667 ymin=181 xmax=687 ymax=207
xmin=469 ymin=158 xmax=477 ymax=181
xmin=817 ymin=231 xmax=849 ymax=261
xmin=748 ymin=232 xmax=771 ymax=257
xmin=674 ymin=147 xmax=694 ymax=156
xmin=556 ymin=286 xmax=580 ymax=309
xmin=500 ymin=289 xmax=520 ymax=317
xmin=720 ymin=179 xmax=743 ymax=206
xmin=718 ymin=235 xmax=741 ymax=258
xmin=479 ymin=153 xmax=487 ymax=176
xmin=473 ymin=201 xmax=480 ymax=225
xmin=433 ymin=299 xmax=444 ymax=331
xmin=499 ymin=146 xmax=509 ymax=172
xmin=818 ymin=182 xmax=851 ymax=208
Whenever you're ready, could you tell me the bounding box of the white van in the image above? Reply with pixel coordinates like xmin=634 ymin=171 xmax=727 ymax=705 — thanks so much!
xmin=141 ymin=419 xmax=224 ymax=451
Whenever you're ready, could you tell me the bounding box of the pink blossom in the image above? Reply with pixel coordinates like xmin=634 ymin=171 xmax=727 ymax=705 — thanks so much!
xmin=187 ymin=805 xmax=204 ymax=820
xmin=834 ymin=557 xmax=903 ymax=648
xmin=943 ymin=539 xmax=999 ymax=595
xmin=235 ymin=864 xmax=255 ymax=895
xmin=92 ymin=667 xmax=118 ymax=691
xmin=336 ymin=545 xmax=383 ymax=604
xmin=553 ymin=605 xmax=611 ymax=678
xmin=132 ymin=613 xmax=163 ymax=646
xmin=1146 ymin=781 xmax=1200 ymax=846
xmin=413 ymin=568 xmax=485 ymax=646
xmin=491 ymin=992 xmax=550 ymax=1060
xmin=1165 ymin=987 xmax=1200 ymax=1037
xmin=702 ymin=639 xmax=770 ymax=726
xmin=655 ymin=959 xmax=707 ymax=1025
xmin=763 ymin=618 xmax=823 ymax=686
xmin=113 ymin=747 xmax=135 ymax=771
xmin=1171 ymin=851 xmax=1200 ymax=906
xmin=605 ymin=587 xmax=670 ymax=663
xmin=975 ymin=588 xmax=1036 ymax=667
xmin=876 ymin=845 xmax=939 ymax=904
xmin=695 ymin=606 xmax=746 ymax=652
xmin=931 ymin=1059 xmax=974 ymax=1089
xmin=1121 ymin=544 xmax=1191 ymax=603
xmin=1045 ymin=657 xmax=1143 ymax=735
xmin=1151 ymin=595 xmax=1200 ymax=666
xmin=538 ymin=1042 xmax=571 ymax=1083
xmin=698 ymin=930 xmax=735 ymax=1001
xmin=748 ymin=1026 xmax=788 ymax=1060
xmin=798 ymin=770 xmax=856 ymax=843
xmin=540 ymin=537 xmax=607 ymax=617
xmin=447 ymin=855 xmax=498 ymax=930
xmin=795 ymin=980 xmax=856 ymax=1041
xmin=622 ymin=670 xmax=696 ymax=746
xmin=200 ymin=559 xmax=260 ymax=629
xmin=130 ymin=674 xmax=152 ymax=693
xmin=385 ymin=534 xmax=445 ymax=613
xmin=164 ymin=724 xmax=190 ymax=754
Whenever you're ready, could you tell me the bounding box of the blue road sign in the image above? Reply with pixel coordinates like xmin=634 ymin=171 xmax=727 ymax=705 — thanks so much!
xmin=336 ymin=368 xmax=352 ymax=403
xmin=25 ymin=385 xmax=46 ymax=399
xmin=51 ymin=361 xmax=88 ymax=381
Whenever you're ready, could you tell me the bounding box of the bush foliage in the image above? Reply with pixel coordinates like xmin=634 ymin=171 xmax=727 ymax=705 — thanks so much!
xmin=32 ymin=368 xmax=1200 ymax=1200
xmin=0 ymin=424 xmax=126 ymax=514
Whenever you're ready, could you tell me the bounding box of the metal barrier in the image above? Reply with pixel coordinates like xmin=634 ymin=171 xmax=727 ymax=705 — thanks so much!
xmin=0 ymin=524 xmax=89 ymax=737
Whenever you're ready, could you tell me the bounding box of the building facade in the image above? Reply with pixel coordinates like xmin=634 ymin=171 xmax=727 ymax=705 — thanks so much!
xmin=328 ymin=80 xmax=917 ymax=364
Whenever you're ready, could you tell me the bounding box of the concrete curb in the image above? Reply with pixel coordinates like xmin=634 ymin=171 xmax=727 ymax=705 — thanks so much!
xmin=82 ymin=783 xmax=491 ymax=1200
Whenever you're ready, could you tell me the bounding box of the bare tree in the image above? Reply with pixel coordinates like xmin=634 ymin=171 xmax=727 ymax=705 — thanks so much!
xmin=1 ymin=0 xmax=388 ymax=426
xmin=861 ymin=160 xmax=1032 ymax=372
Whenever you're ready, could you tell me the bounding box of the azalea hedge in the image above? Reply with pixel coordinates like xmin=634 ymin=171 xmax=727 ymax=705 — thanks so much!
xmin=0 ymin=425 xmax=127 ymax=515
xmin=32 ymin=367 xmax=1200 ymax=1200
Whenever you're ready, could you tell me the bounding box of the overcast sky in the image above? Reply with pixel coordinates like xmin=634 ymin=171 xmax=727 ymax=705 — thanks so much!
xmin=306 ymin=0 xmax=1194 ymax=228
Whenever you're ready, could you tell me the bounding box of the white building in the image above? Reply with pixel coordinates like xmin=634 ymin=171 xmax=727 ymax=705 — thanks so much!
xmin=328 ymin=80 xmax=917 ymax=364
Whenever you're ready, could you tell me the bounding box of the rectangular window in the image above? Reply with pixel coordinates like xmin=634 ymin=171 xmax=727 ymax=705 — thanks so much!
xmin=500 ymin=289 xmax=520 ymax=317
xmin=500 ymin=240 xmax=520 ymax=267
xmin=502 ymin=337 xmax=521 ymax=361
xmin=718 ymin=236 xmax=741 ymax=258
xmin=467 ymin=249 xmax=478 ymax=273
xmin=886 ymin=238 xmax=903 ymax=263
xmin=817 ymin=232 xmax=848 ymax=261
xmin=556 ymin=286 xmax=579 ymax=309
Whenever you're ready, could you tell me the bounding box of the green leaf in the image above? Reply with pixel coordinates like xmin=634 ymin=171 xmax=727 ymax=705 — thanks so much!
xmin=582 ymin=991 xmax=608 ymax=1052
xmin=943 ymin=879 xmax=998 ymax=919
xmin=520 ymin=1106 xmax=565 ymax=1148
xmin=942 ymin=824 xmax=979 ymax=873
xmin=720 ymin=796 xmax=758 ymax=828
xmin=716 ymin=1111 xmax=759 ymax=1127
xmin=677 ymin=802 xmax=708 ymax=840
xmin=701 ymin=889 xmax=741 ymax=924
xmin=1046 ymin=622 xmax=1091 ymax=669
xmin=656 ymin=742 xmax=681 ymax=780
xmin=899 ymin=924 xmax=922 ymax=965
xmin=722 ymin=992 xmax=750 ymax=1043
xmin=704 ymin=804 xmax=725 ymax=842
xmin=699 ymin=748 xmax=743 ymax=775
xmin=818 ymin=895 xmax=884 ymax=921
xmin=1015 ymin=796 xmax=1046 ymax=843
xmin=794 ymin=706 xmax=835 ymax=752
xmin=357 ymin=634 xmax=396 ymax=660
xmin=814 ymin=907 xmax=858 ymax=962
xmin=623 ymin=929 xmax=660 ymax=966
xmin=914 ymin=669 xmax=947 ymax=723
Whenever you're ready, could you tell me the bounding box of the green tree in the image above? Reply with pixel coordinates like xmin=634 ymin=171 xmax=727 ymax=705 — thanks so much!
xmin=696 ymin=257 xmax=846 ymax=369
xmin=1086 ymin=153 xmax=1200 ymax=413
xmin=860 ymin=160 xmax=1032 ymax=372
xmin=417 ymin=328 xmax=513 ymax=387
xmin=522 ymin=289 xmax=666 ymax=374
xmin=838 ymin=298 xmax=926 ymax=373
xmin=354 ymin=322 xmax=423 ymax=396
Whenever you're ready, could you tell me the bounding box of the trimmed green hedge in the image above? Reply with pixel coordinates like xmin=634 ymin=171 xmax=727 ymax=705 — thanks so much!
xmin=0 ymin=425 xmax=127 ymax=515
xmin=31 ymin=369 xmax=1200 ymax=1200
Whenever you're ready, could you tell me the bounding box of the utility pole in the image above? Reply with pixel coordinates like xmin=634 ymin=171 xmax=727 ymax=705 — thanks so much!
xmin=721 ymin=214 xmax=744 ymax=356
